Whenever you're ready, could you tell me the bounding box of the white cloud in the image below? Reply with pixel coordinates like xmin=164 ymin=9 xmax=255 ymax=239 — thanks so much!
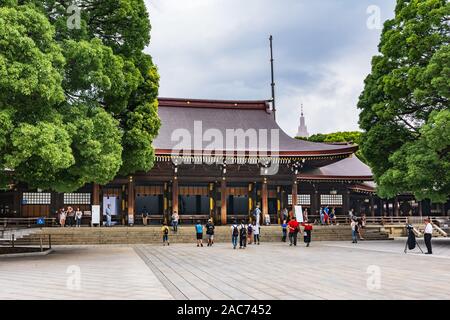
xmin=144 ymin=0 xmax=395 ymax=135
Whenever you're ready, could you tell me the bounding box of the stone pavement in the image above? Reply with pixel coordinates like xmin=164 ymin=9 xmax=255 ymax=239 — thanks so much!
xmin=1 ymin=240 xmax=449 ymax=300
xmin=0 ymin=246 xmax=173 ymax=300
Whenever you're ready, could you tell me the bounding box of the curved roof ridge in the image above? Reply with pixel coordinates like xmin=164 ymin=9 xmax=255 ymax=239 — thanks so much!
xmin=154 ymin=97 xmax=359 ymax=157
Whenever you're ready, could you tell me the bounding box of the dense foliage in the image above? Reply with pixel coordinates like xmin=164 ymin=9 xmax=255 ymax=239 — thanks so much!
xmin=0 ymin=0 xmax=160 ymax=192
xmin=358 ymin=0 xmax=449 ymax=202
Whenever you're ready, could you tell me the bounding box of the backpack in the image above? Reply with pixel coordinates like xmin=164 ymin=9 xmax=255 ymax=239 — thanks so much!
xmin=240 ymin=225 xmax=247 ymax=237
xmin=164 ymin=227 xmax=169 ymax=235
xmin=232 ymin=225 xmax=239 ymax=236
xmin=248 ymin=224 xmax=253 ymax=233
xmin=195 ymin=224 xmax=202 ymax=233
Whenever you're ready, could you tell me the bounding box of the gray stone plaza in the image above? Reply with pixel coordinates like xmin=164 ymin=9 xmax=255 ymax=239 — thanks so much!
xmin=1 ymin=240 xmax=449 ymax=300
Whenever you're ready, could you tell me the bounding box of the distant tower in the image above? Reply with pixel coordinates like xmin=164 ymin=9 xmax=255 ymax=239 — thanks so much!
xmin=296 ymin=104 xmax=309 ymax=138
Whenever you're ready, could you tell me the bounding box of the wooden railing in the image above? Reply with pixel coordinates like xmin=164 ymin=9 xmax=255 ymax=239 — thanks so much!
xmin=0 ymin=217 xmax=57 ymax=228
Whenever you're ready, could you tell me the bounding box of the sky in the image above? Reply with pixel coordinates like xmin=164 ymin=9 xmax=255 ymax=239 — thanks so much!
xmin=144 ymin=0 xmax=396 ymax=137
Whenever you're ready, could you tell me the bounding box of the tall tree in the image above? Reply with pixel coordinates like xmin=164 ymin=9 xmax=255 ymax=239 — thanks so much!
xmin=0 ymin=0 xmax=160 ymax=192
xmin=358 ymin=0 xmax=449 ymax=202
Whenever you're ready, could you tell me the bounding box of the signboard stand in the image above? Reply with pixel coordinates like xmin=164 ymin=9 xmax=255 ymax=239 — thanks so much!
xmin=91 ymin=205 xmax=101 ymax=227
xmin=294 ymin=205 xmax=304 ymax=223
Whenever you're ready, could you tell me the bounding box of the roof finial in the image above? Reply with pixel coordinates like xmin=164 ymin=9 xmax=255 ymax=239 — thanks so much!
xmin=301 ymin=103 xmax=304 ymax=117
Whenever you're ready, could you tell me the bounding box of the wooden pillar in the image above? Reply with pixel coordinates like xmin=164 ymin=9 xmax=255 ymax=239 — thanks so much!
xmin=343 ymin=190 xmax=350 ymax=215
xmin=292 ymin=181 xmax=298 ymax=211
xmin=127 ymin=176 xmax=135 ymax=224
xmin=208 ymin=182 xmax=215 ymax=221
xmin=394 ymin=196 xmax=399 ymax=217
xmin=163 ymin=182 xmax=169 ymax=223
xmin=172 ymin=177 xmax=179 ymax=216
xmin=12 ymin=188 xmax=21 ymax=217
xmin=276 ymin=186 xmax=282 ymax=224
xmin=370 ymin=195 xmax=375 ymax=217
xmin=92 ymin=183 xmax=100 ymax=206
xmin=262 ymin=178 xmax=268 ymax=219
xmin=313 ymin=188 xmax=319 ymax=216
xmin=248 ymin=182 xmax=254 ymax=220
xmin=418 ymin=200 xmax=423 ymax=217
xmin=220 ymin=178 xmax=227 ymax=225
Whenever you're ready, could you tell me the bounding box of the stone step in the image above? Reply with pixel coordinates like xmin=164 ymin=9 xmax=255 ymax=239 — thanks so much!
xmin=1 ymin=225 xmax=391 ymax=245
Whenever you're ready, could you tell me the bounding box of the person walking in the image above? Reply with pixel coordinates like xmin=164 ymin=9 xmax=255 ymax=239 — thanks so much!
xmin=253 ymin=221 xmax=260 ymax=245
xmin=303 ymin=208 xmax=309 ymax=223
xmin=288 ymin=217 xmax=300 ymax=246
xmin=303 ymin=221 xmax=313 ymax=247
xmin=161 ymin=222 xmax=170 ymax=246
xmin=205 ymin=219 xmax=215 ymax=247
xmin=59 ymin=208 xmax=66 ymax=227
xmin=239 ymin=220 xmax=247 ymax=249
xmin=329 ymin=207 xmax=336 ymax=225
xmin=171 ymin=211 xmax=179 ymax=232
xmin=105 ymin=204 xmax=112 ymax=227
xmin=247 ymin=222 xmax=253 ymax=244
xmin=358 ymin=215 xmax=365 ymax=240
xmin=195 ymin=220 xmax=203 ymax=247
xmin=253 ymin=204 xmax=262 ymax=225
xmin=264 ymin=213 xmax=271 ymax=226
xmin=282 ymin=207 xmax=288 ymax=222
xmin=75 ymin=207 xmax=83 ymax=227
xmin=319 ymin=207 xmax=324 ymax=225
xmin=141 ymin=206 xmax=149 ymax=226
xmin=67 ymin=206 xmax=75 ymax=227
xmin=424 ymin=218 xmax=433 ymax=254
xmin=351 ymin=218 xmax=358 ymax=243
xmin=231 ymin=220 xmax=239 ymax=249
xmin=281 ymin=220 xmax=288 ymax=242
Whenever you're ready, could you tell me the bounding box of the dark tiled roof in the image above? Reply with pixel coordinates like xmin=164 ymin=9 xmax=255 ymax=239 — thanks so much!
xmin=299 ymin=156 xmax=373 ymax=180
xmin=154 ymin=98 xmax=358 ymax=156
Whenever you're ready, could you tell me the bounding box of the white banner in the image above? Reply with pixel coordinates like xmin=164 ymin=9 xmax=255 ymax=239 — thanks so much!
xmin=91 ymin=205 xmax=100 ymax=225
xmin=294 ymin=205 xmax=304 ymax=223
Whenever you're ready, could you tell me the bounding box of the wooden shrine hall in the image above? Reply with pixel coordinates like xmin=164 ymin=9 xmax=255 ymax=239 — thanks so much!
xmin=2 ymin=98 xmax=444 ymax=224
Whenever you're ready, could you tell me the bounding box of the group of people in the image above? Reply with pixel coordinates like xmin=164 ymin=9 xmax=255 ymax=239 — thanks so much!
xmin=349 ymin=209 xmax=367 ymax=243
xmin=318 ymin=207 xmax=337 ymax=225
xmin=58 ymin=207 xmax=83 ymax=227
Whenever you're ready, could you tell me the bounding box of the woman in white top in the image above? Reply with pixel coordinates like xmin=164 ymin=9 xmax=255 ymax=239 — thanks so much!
xmin=75 ymin=208 xmax=83 ymax=227
xmin=59 ymin=208 xmax=67 ymax=227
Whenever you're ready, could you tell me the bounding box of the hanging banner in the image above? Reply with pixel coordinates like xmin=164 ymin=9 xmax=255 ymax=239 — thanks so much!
xmin=91 ymin=205 xmax=101 ymax=225
xmin=294 ymin=205 xmax=304 ymax=223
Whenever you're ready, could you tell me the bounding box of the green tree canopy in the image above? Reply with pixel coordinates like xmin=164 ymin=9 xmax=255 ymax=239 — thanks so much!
xmin=358 ymin=0 xmax=449 ymax=202
xmin=0 ymin=1 xmax=160 ymax=192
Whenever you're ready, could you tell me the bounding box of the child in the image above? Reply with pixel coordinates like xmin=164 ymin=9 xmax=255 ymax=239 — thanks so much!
xmin=302 ymin=221 xmax=313 ymax=247
xmin=281 ymin=220 xmax=288 ymax=242
xmin=195 ymin=220 xmax=204 ymax=247
xmin=161 ymin=223 xmax=170 ymax=246
xmin=247 ymin=222 xmax=253 ymax=244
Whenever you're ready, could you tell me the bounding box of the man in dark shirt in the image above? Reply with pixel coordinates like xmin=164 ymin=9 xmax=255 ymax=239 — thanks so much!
xmin=205 ymin=219 xmax=215 ymax=247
